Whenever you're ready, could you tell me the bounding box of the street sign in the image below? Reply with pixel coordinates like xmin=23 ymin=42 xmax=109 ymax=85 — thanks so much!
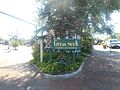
xmin=51 ymin=39 xmax=80 ymax=49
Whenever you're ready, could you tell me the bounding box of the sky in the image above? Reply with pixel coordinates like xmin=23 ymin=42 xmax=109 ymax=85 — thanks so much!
xmin=0 ymin=0 xmax=120 ymax=40
xmin=94 ymin=12 xmax=120 ymax=39
xmin=0 ymin=0 xmax=37 ymax=40
xmin=110 ymin=12 xmax=120 ymax=33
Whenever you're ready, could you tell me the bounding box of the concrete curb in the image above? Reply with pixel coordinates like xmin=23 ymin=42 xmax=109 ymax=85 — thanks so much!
xmin=44 ymin=61 xmax=85 ymax=80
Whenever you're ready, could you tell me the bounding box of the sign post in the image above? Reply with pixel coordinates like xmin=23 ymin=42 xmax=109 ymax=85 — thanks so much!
xmin=50 ymin=48 xmax=52 ymax=63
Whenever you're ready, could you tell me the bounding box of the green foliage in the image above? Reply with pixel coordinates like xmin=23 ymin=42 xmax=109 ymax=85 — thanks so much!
xmin=37 ymin=0 xmax=120 ymax=37
xmin=32 ymin=43 xmax=40 ymax=65
xmin=9 ymin=31 xmax=21 ymax=49
xmin=104 ymin=36 xmax=111 ymax=41
xmin=32 ymin=52 xmax=85 ymax=75
xmin=115 ymin=33 xmax=120 ymax=41
xmin=18 ymin=38 xmax=26 ymax=45
xmin=37 ymin=61 xmax=82 ymax=75
xmin=93 ymin=38 xmax=103 ymax=45
xmin=33 ymin=0 xmax=120 ymax=74
xmin=31 ymin=43 xmax=86 ymax=75
xmin=81 ymin=33 xmax=93 ymax=53
xmin=35 ymin=0 xmax=120 ymax=55
xmin=11 ymin=40 xmax=19 ymax=48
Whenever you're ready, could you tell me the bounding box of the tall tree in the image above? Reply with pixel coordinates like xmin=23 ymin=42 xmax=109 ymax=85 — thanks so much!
xmin=9 ymin=32 xmax=20 ymax=50
xmin=37 ymin=0 xmax=120 ymax=38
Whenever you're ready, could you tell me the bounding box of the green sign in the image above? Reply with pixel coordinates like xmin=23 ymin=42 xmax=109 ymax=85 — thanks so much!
xmin=51 ymin=39 xmax=80 ymax=49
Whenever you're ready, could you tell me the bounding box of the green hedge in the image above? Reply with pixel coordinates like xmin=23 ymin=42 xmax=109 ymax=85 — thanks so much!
xmin=31 ymin=35 xmax=92 ymax=75
xmin=31 ymin=46 xmax=86 ymax=75
xmin=81 ymin=36 xmax=93 ymax=53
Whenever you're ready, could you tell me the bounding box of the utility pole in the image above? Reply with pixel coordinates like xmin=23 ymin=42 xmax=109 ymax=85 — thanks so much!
xmin=39 ymin=0 xmax=44 ymax=62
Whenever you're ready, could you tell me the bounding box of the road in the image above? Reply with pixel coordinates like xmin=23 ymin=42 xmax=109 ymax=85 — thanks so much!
xmin=93 ymin=45 xmax=120 ymax=59
xmin=0 ymin=45 xmax=119 ymax=90
xmin=93 ymin=45 xmax=120 ymax=52
xmin=0 ymin=45 xmax=33 ymax=67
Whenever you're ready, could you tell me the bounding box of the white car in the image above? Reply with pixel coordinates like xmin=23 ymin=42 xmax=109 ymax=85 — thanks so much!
xmin=107 ymin=39 xmax=120 ymax=48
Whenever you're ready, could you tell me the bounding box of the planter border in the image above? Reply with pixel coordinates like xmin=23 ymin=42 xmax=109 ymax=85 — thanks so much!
xmin=44 ymin=61 xmax=85 ymax=79
xmin=32 ymin=58 xmax=86 ymax=80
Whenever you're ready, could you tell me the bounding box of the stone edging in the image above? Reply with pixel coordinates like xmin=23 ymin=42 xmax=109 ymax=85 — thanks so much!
xmin=44 ymin=60 xmax=86 ymax=80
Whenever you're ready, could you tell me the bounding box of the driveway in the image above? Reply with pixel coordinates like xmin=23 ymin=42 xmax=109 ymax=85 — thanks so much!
xmin=93 ymin=45 xmax=120 ymax=59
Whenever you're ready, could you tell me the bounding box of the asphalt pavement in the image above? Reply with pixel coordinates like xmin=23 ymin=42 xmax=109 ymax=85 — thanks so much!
xmin=0 ymin=45 xmax=119 ymax=90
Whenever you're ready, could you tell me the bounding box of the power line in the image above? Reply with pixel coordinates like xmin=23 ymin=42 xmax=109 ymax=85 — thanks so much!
xmin=0 ymin=10 xmax=43 ymax=63
xmin=0 ymin=10 xmax=37 ymax=43
xmin=0 ymin=11 xmax=36 ymax=26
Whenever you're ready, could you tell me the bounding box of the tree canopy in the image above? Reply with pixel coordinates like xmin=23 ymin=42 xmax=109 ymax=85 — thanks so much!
xmin=37 ymin=0 xmax=120 ymax=38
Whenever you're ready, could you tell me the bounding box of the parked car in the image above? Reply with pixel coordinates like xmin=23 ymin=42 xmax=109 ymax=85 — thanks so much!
xmin=107 ymin=39 xmax=120 ymax=48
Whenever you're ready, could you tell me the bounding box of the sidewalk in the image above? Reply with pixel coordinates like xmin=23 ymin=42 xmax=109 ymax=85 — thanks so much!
xmin=0 ymin=52 xmax=120 ymax=90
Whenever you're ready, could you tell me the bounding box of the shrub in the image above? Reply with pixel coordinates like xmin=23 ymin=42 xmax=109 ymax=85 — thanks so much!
xmin=31 ymin=45 xmax=86 ymax=75
xmin=31 ymin=36 xmax=91 ymax=74
xmin=81 ymin=36 xmax=93 ymax=53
